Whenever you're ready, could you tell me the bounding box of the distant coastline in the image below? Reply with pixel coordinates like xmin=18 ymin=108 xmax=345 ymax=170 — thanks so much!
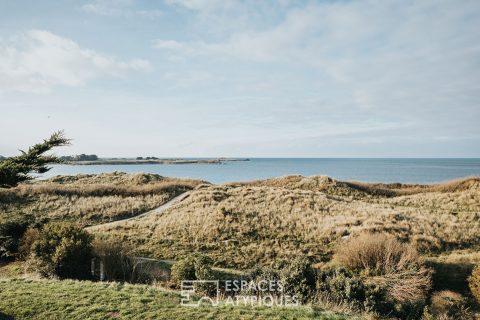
xmin=63 ymin=158 xmax=250 ymax=165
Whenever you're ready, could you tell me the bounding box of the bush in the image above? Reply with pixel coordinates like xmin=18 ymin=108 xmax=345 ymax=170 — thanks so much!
xmin=316 ymin=267 xmax=389 ymax=313
xmin=18 ymin=228 xmax=40 ymax=259
xmin=280 ymin=257 xmax=316 ymax=303
xmin=469 ymin=265 xmax=480 ymax=303
xmin=0 ymin=217 xmax=30 ymax=258
xmin=28 ymin=223 xmax=93 ymax=279
xmin=170 ymin=255 xmax=216 ymax=295
xmin=194 ymin=254 xmax=214 ymax=280
xmin=335 ymin=233 xmax=431 ymax=302
xmin=335 ymin=233 xmax=420 ymax=275
xmin=92 ymin=238 xmax=134 ymax=282
xmin=332 ymin=233 xmax=432 ymax=318
xmin=194 ymin=255 xmax=216 ymax=295
xmin=245 ymin=265 xmax=281 ymax=297
xmin=170 ymin=256 xmax=197 ymax=287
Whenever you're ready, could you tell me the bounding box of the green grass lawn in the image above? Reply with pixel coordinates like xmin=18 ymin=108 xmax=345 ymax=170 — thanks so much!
xmin=0 ymin=279 xmax=354 ymax=320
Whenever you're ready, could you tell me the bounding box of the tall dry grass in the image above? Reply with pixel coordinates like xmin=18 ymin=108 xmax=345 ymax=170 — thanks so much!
xmin=334 ymin=233 xmax=420 ymax=275
xmin=0 ymin=172 xmax=205 ymax=226
xmin=335 ymin=233 xmax=432 ymax=304
xmin=240 ymin=175 xmax=480 ymax=199
xmin=91 ymin=177 xmax=480 ymax=268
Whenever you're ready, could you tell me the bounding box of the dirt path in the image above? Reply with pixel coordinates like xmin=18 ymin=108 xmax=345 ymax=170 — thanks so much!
xmin=86 ymin=191 xmax=191 ymax=231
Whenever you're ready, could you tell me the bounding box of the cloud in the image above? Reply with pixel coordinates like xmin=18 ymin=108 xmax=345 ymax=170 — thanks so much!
xmin=165 ymin=0 xmax=231 ymax=12
xmin=163 ymin=70 xmax=215 ymax=90
xmin=82 ymin=0 xmax=163 ymax=18
xmin=0 ymin=29 xmax=150 ymax=93
xmin=153 ymin=0 xmax=480 ymax=113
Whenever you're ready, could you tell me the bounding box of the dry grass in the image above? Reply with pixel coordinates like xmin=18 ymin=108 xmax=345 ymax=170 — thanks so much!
xmin=430 ymin=290 xmax=466 ymax=313
xmin=334 ymin=233 xmax=432 ymax=303
xmin=469 ymin=265 xmax=480 ymax=303
xmin=334 ymin=233 xmax=420 ymax=275
xmin=426 ymin=250 xmax=480 ymax=294
xmin=238 ymin=175 xmax=480 ymax=199
xmin=90 ymin=176 xmax=480 ymax=268
xmin=0 ymin=172 xmax=205 ymax=226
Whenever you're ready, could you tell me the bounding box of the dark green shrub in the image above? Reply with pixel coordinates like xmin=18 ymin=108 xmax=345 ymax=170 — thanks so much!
xmin=28 ymin=223 xmax=93 ymax=279
xmin=0 ymin=216 xmax=30 ymax=258
xmin=317 ymin=267 xmax=367 ymax=308
xmin=244 ymin=265 xmax=281 ymax=296
xmin=280 ymin=257 xmax=316 ymax=303
xmin=170 ymin=256 xmax=197 ymax=287
xmin=170 ymin=254 xmax=218 ymax=295
xmin=193 ymin=255 xmax=216 ymax=295
xmin=92 ymin=238 xmax=134 ymax=282
xmin=194 ymin=255 xmax=214 ymax=280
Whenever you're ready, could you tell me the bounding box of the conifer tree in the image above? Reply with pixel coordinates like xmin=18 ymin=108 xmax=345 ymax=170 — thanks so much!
xmin=0 ymin=131 xmax=70 ymax=188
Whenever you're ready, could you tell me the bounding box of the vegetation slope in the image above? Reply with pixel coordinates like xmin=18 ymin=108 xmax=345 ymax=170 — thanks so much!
xmin=90 ymin=176 xmax=480 ymax=268
xmin=0 ymin=172 xmax=205 ymax=226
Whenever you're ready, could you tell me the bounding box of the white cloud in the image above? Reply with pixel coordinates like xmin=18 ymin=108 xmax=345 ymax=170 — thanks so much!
xmin=82 ymin=0 xmax=163 ymax=18
xmin=0 ymin=30 xmax=150 ymax=94
xmin=165 ymin=0 xmax=230 ymax=12
xmin=163 ymin=70 xmax=215 ymax=89
xmin=154 ymin=0 xmax=480 ymax=112
xmin=152 ymin=39 xmax=188 ymax=51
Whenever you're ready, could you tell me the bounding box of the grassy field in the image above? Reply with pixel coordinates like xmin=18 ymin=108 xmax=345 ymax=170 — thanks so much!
xmin=0 ymin=278 xmax=353 ymax=320
xmin=0 ymin=172 xmax=205 ymax=226
xmin=90 ymin=175 xmax=480 ymax=268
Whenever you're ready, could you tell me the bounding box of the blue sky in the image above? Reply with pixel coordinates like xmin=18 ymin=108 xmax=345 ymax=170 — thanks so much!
xmin=0 ymin=0 xmax=479 ymax=157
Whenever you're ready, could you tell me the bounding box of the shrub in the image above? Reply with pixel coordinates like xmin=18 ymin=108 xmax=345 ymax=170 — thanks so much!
xmin=335 ymin=233 xmax=431 ymax=301
xmin=92 ymin=238 xmax=134 ymax=282
xmin=28 ymin=223 xmax=93 ymax=279
xmin=469 ymin=265 xmax=480 ymax=303
xmin=18 ymin=228 xmax=40 ymax=259
xmin=193 ymin=255 xmax=216 ymax=295
xmin=279 ymin=257 xmax=316 ymax=303
xmin=0 ymin=216 xmax=30 ymax=258
xmin=335 ymin=233 xmax=420 ymax=275
xmin=170 ymin=254 xmax=218 ymax=295
xmin=194 ymin=255 xmax=214 ymax=280
xmin=333 ymin=233 xmax=432 ymax=318
xmin=170 ymin=256 xmax=196 ymax=287
xmin=316 ymin=267 xmax=389 ymax=313
xmin=244 ymin=265 xmax=281 ymax=297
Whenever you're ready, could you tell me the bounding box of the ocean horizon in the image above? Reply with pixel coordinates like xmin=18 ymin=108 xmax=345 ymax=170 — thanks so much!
xmin=41 ymin=158 xmax=480 ymax=184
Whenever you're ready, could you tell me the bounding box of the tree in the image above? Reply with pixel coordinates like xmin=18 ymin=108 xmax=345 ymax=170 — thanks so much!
xmin=0 ymin=131 xmax=70 ymax=188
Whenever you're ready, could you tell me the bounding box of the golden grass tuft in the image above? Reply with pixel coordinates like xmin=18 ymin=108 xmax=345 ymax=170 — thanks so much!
xmin=334 ymin=233 xmax=432 ymax=303
xmin=334 ymin=233 xmax=419 ymax=275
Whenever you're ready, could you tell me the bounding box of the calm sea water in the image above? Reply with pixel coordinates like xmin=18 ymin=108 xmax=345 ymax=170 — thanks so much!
xmin=40 ymin=158 xmax=480 ymax=184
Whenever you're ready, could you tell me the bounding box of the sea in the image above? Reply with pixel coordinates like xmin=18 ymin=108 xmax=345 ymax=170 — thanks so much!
xmin=39 ymin=158 xmax=480 ymax=184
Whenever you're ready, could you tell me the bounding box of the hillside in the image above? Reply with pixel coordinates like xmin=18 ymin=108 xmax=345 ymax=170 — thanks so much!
xmin=90 ymin=176 xmax=480 ymax=268
xmin=0 ymin=172 xmax=206 ymax=226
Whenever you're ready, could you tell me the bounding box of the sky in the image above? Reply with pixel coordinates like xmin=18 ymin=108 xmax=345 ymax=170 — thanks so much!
xmin=0 ymin=0 xmax=479 ymax=158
